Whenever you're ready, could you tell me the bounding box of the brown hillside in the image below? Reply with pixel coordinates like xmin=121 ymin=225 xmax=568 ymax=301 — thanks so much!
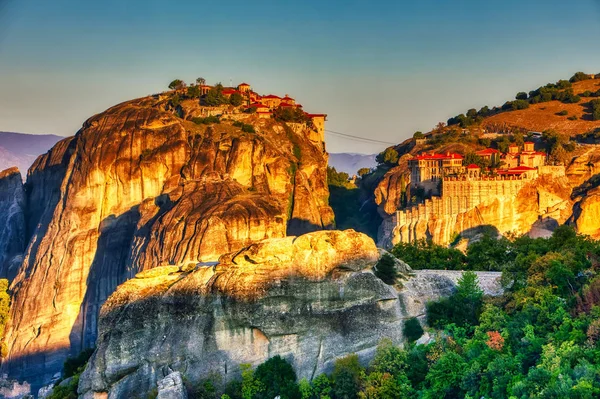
xmin=483 ymin=79 xmax=600 ymax=135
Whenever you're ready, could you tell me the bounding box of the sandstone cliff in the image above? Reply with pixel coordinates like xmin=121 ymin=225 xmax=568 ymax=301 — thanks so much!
xmin=0 ymin=95 xmax=334 ymax=393
xmin=375 ymin=145 xmax=600 ymax=247
xmin=77 ymin=230 xmax=501 ymax=399
xmin=0 ymin=167 xmax=25 ymax=280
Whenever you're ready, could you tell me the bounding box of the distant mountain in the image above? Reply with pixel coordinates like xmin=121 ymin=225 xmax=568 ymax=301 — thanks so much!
xmin=329 ymin=153 xmax=377 ymax=175
xmin=0 ymin=132 xmax=64 ymax=174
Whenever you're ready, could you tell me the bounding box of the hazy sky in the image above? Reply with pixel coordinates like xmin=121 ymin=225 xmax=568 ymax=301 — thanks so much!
xmin=1 ymin=0 xmax=600 ymax=154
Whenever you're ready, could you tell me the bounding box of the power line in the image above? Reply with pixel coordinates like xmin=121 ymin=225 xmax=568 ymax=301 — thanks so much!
xmin=325 ymin=129 xmax=397 ymax=145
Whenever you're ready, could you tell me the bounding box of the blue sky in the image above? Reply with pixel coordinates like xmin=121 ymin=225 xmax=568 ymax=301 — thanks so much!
xmin=1 ymin=0 xmax=600 ymax=153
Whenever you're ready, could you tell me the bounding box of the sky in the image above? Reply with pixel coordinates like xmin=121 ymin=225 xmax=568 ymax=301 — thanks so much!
xmin=1 ymin=0 xmax=600 ymax=154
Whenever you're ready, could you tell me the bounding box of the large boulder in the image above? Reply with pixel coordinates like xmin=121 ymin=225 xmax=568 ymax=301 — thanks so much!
xmin=78 ymin=230 xmax=393 ymax=398
xmin=1 ymin=96 xmax=334 ymax=392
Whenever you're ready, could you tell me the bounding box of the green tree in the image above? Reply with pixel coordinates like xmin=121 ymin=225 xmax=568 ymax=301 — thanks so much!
xmin=403 ymin=318 xmax=424 ymax=343
xmin=375 ymin=148 xmax=399 ymax=166
xmin=196 ymin=77 xmax=206 ymax=86
xmin=240 ymin=364 xmax=263 ymax=399
xmin=230 ymin=92 xmax=244 ymax=106
xmin=413 ymin=131 xmax=424 ymax=139
xmin=254 ymin=356 xmax=300 ymax=399
xmin=370 ymin=339 xmax=407 ymax=377
xmin=423 ymin=352 xmax=467 ymax=398
xmin=357 ymin=168 xmax=371 ymax=177
xmin=187 ymin=85 xmax=201 ymax=98
xmin=168 ymin=79 xmax=186 ymax=90
xmin=205 ymin=83 xmax=228 ymax=106
xmin=374 ymin=254 xmax=398 ymax=285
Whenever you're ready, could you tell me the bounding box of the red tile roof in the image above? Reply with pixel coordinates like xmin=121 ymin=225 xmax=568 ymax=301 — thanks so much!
xmin=263 ymin=94 xmax=281 ymax=99
xmin=248 ymin=102 xmax=268 ymax=108
xmin=306 ymin=113 xmax=327 ymax=118
xmin=467 ymin=164 xmax=480 ymax=169
xmin=476 ymin=148 xmax=499 ymax=155
xmin=238 ymin=83 xmax=250 ymax=86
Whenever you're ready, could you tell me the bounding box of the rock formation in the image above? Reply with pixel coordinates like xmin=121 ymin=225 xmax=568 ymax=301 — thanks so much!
xmin=78 ymin=230 xmax=501 ymax=399
xmin=375 ymin=146 xmax=600 ymax=247
xmin=0 ymin=167 xmax=25 ymax=280
xmin=0 ymin=95 xmax=334 ymax=394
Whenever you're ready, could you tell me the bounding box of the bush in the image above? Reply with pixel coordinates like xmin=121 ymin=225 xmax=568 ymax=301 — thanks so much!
xmin=0 ymin=279 xmax=10 ymax=341
xmin=570 ymin=72 xmax=592 ymax=83
xmin=403 ymin=318 xmax=424 ymax=343
xmin=516 ymin=92 xmax=528 ymax=100
xmin=568 ymin=115 xmax=578 ymax=120
xmin=374 ymin=253 xmax=398 ymax=285
xmin=555 ymin=110 xmax=568 ymax=116
xmin=591 ymin=99 xmax=600 ymax=121
xmin=232 ymin=121 xmax=256 ymax=133
xmin=192 ymin=116 xmax=221 ymax=125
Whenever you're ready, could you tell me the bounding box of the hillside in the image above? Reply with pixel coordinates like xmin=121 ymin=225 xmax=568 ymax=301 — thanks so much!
xmin=482 ymin=78 xmax=600 ymax=135
xmin=356 ymin=72 xmax=600 ymax=247
xmin=0 ymin=132 xmax=63 ymax=174
xmin=0 ymin=86 xmax=334 ymax=394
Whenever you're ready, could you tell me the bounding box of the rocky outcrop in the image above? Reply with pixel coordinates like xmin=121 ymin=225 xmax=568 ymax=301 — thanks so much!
xmin=157 ymin=372 xmax=187 ymax=399
xmin=0 ymin=167 xmax=25 ymax=280
xmin=1 ymin=96 xmax=334 ymax=393
xmin=78 ymin=230 xmax=501 ymax=399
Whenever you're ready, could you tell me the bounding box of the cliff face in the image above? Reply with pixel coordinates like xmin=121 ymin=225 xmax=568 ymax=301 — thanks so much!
xmin=1 ymin=96 xmax=334 ymax=392
xmin=376 ymin=147 xmax=600 ymax=247
xmin=78 ymin=230 xmax=501 ymax=399
xmin=0 ymin=167 xmax=25 ymax=280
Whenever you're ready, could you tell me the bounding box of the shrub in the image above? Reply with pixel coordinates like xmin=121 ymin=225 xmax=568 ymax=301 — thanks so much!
xmin=591 ymin=99 xmax=600 ymax=121
xmin=403 ymin=318 xmax=424 ymax=343
xmin=570 ymin=71 xmax=592 ymax=83
xmin=192 ymin=116 xmax=221 ymax=125
xmin=516 ymin=92 xmax=528 ymax=100
xmin=556 ymin=110 xmax=568 ymax=116
xmin=568 ymin=115 xmax=578 ymax=120
xmin=374 ymin=253 xmax=398 ymax=284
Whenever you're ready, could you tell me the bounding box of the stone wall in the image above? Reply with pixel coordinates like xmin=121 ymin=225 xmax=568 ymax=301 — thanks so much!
xmin=383 ymin=166 xmax=568 ymax=247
